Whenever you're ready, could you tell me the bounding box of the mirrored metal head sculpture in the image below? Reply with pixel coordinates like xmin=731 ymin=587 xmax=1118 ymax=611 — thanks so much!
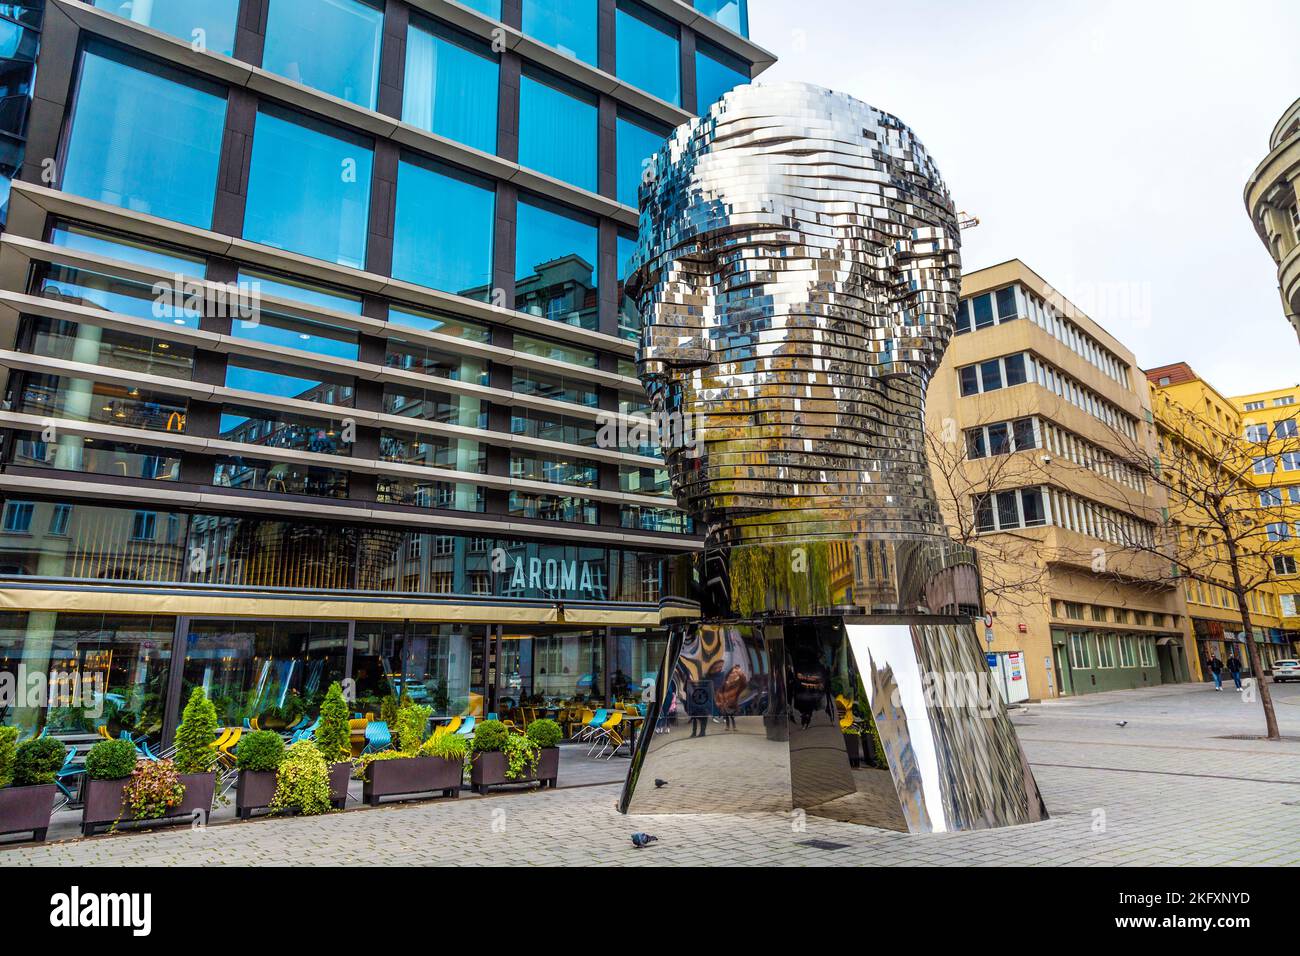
xmin=621 ymin=82 xmax=1047 ymax=833
xmin=627 ymin=81 xmax=977 ymax=618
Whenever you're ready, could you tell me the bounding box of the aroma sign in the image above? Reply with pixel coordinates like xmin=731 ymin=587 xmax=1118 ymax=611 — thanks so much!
xmin=506 ymin=556 xmax=599 ymax=595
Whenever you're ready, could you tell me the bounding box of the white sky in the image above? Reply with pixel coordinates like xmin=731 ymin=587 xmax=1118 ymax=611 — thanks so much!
xmin=750 ymin=0 xmax=1300 ymax=396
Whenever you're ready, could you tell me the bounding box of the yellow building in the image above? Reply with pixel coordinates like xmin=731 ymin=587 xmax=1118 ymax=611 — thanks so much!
xmin=1231 ymin=384 xmax=1300 ymax=655
xmin=1145 ymin=365 xmax=1292 ymax=672
xmin=1244 ymin=96 xmax=1300 ymax=343
xmin=926 ymin=260 xmax=1193 ymax=701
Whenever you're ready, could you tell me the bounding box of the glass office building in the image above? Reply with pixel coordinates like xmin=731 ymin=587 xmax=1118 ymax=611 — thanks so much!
xmin=0 ymin=0 xmax=771 ymax=740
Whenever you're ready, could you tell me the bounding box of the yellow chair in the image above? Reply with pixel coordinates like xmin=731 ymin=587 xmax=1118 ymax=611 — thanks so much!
xmin=568 ymin=708 xmax=594 ymax=739
xmin=97 ymin=726 xmax=112 ymax=740
xmin=348 ymin=718 xmax=368 ymax=757
xmin=216 ymin=728 xmax=242 ymax=770
xmin=589 ymin=711 xmax=624 ymax=758
xmin=435 ymin=716 xmax=462 ymax=738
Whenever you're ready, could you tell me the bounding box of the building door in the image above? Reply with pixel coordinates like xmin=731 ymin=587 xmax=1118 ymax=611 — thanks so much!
xmin=1052 ymin=644 xmax=1073 ymax=697
xmin=1156 ymin=642 xmax=1177 ymax=684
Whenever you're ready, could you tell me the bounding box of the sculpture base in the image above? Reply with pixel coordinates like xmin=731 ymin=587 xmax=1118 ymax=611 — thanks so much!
xmin=619 ymin=616 xmax=1047 ymax=833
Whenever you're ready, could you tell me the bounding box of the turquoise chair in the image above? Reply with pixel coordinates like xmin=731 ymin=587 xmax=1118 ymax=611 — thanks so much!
xmin=576 ymin=709 xmax=608 ymax=743
xmin=290 ymin=718 xmax=320 ymax=743
xmin=361 ymin=720 xmax=391 ymax=754
xmin=53 ymin=746 xmax=83 ymax=812
xmin=455 ymin=716 xmax=476 ymax=737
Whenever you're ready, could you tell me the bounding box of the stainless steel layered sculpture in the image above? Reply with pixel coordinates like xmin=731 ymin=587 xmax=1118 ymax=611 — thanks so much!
xmin=618 ymin=82 xmax=1047 ymax=832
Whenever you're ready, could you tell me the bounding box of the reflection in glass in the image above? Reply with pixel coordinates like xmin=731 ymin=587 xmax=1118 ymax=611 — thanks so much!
xmin=693 ymin=0 xmax=749 ymax=37
xmin=404 ymin=16 xmax=498 ymax=154
xmin=615 ymin=1 xmax=680 ymax=106
xmin=518 ymin=70 xmax=597 ymax=191
xmin=11 ymin=431 xmax=181 ymax=482
xmin=616 ymin=113 xmax=670 ymax=208
xmin=262 ymin=0 xmax=383 ymax=108
xmin=617 ymin=231 xmax=641 ymax=339
xmin=521 ymin=0 xmax=597 ymax=64
xmin=16 ymin=375 xmax=188 ymax=433
xmin=92 ymin=0 xmax=240 ymax=56
xmin=27 ymin=315 xmax=195 ymax=378
xmin=352 ymin=622 xmax=478 ymax=719
xmin=393 ymin=155 xmax=495 ymax=296
xmin=213 ymin=456 xmax=350 ymax=498
xmin=389 ymin=306 xmax=489 ymax=342
xmin=224 ymin=357 xmax=355 ymax=407
xmin=41 ymin=265 xmax=202 ymax=331
xmin=695 ymin=39 xmax=749 ymax=113
xmin=515 ymin=197 xmax=598 ymax=331
xmin=49 ymin=223 xmax=207 ymax=279
xmin=244 ymin=107 xmax=373 ymax=268
xmin=63 ymin=44 xmax=225 ymax=228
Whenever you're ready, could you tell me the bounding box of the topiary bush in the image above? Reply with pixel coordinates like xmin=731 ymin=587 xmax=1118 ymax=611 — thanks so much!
xmin=470 ymin=719 xmax=509 ymax=755
xmin=85 ymin=738 xmax=138 ymax=780
xmin=315 ymin=681 xmax=351 ymax=764
xmin=13 ymin=736 xmax=67 ymax=787
xmin=419 ymin=731 xmax=468 ymax=763
xmin=395 ymin=702 xmax=432 ymax=754
xmin=270 ymin=741 xmax=331 ymax=816
xmin=525 ymin=718 xmax=562 ymax=750
xmin=173 ymin=687 xmax=219 ymax=774
xmin=235 ymin=730 xmax=284 ymax=773
xmin=0 ymin=726 xmax=18 ymax=788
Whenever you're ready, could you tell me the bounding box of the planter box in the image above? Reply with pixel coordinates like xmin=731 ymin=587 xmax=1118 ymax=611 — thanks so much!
xmin=328 ymin=761 xmax=351 ymax=810
xmin=82 ymin=772 xmax=217 ymax=836
xmin=843 ymin=733 xmax=862 ymax=768
xmin=470 ymin=747 xmax=559 ymax=795
xmin=0 ymin=783 xmax=56 ymax=842
xmin=235 ymin=769 xmax=277 ymax=820
xmin=362 ymin=756 xmax=461 ymax=807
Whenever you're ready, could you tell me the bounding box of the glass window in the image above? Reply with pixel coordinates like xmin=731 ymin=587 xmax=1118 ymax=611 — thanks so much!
xmin=521 ymin=0 xmax=597 ymax=65
xmin=26 ymin=315 xmax=196 ymax=377
xmin=223 ymin=357 xmax=355 ymax=407
xmin=92 ymin=0 xmax=240 ymax=57
xmin=995 ymin=286 xmax=1018 ymax=319
xmin=518 ymin=69 xmax=597 ymax=191
xmin=389 ymin=306 xmax=489 ymax=342
xmin=695 ymin=39 xmax=748 ymax=113
xmin=617 ymin=112 xmax=670 ymax=208
xmin=979 ymin=359 xmax=1003 ymax=392
xmin=229 ymin=307 xmax=359 ymax=361
xmin=515 ymin=196 xmax=598 ymax=331
xmin=403 ymin=16 xmax=498 ymax=154
xmin=618 ymin=231 xmax=641 ymax=340
xmin=392 ymin=155 xmax=496 ymax=297
xmin=262 ymin=0 xmax=383 ymax=109
xmin=49 ymin=222 xmax=207 ymax=278
xmin=694 ymin=0 xmax=748 ymax=36
xmin=238 ymin=269 xmax=362 ymax=316
xmin=182 ymin=620 xmax=348 ymax=728
xmin=17 ymin=374 xmax=189 ymax=432
xmin=352 ymin=622 xmax=477 ymax=719
xmin=972 ymin=294 xmax=995 ymax=329
xmin=243 ymin=107 xmax=374 ymax=268
xmin=63 ymin=44 xmax=226 ymax=228
xmin=460 ymin=0 xmax=501 ymax=17
xmin=40 ymin=265 xmax=203 ymax=330
xmin=615 ymin=0 xmax=680 ymax=106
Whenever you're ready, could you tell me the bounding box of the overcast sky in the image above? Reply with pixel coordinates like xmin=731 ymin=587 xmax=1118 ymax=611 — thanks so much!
xmin=750 ymin=0 xmax=1300 ymax=396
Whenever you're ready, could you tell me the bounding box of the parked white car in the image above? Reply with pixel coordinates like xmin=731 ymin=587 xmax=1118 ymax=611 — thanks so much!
xmin=1272 ymin=660 xmax=1299 ymax=683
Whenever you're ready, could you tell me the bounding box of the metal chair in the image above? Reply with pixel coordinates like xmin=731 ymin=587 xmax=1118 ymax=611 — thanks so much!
xmin=361 ymin=720 xmax=391 ymax=755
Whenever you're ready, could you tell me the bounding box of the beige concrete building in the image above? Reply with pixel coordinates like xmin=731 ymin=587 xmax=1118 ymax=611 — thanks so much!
xmin=1244 ymin=97 xmax=1300 ymax=343
xmin=926 ymin=260 xmax=1193 ymax=701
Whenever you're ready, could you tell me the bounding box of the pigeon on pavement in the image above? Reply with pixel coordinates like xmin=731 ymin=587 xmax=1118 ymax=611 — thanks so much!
xmin=631 ymin=833 xmax=658 ymax=849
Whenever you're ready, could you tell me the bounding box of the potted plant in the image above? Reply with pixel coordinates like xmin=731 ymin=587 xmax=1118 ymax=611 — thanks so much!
xmin=314 ymin=682 xmax=353 ymax=809
xmin=234 ymin=730 xmax=284 ymax=819
xmin=118 ymin=759 xmax=186 ymax=830
xmin=0 ymin=729 xmax=62 ymax=843
xmin=525 ymin=718 xmax=562 ymax=789
xmin=170 ymin=688 xmax=219 ymax=824
xmin=81 ymin=737 xmax=139 ymax=836
xmin=360 ymin=706 xmax=461 ymax=806
xmin=469 ymin=719 xmax=544 ymax=795
xmin=269 ymin=740 xmax=332 ymax=816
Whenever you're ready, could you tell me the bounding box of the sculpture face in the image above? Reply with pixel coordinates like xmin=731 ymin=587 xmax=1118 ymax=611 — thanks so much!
xmin=628 ymin=82 xmax=963 ymax=549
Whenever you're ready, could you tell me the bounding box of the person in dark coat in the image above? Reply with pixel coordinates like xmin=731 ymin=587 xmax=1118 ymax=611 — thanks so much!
xmin=1207 ymin=654 xmax=1223 ymax=691
xmin=1227 ymin=653 xmax=1243 ymax=691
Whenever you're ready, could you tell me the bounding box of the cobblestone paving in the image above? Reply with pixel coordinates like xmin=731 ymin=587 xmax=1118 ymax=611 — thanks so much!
xmin=3 ymin=682 xmax=1297 ymax=866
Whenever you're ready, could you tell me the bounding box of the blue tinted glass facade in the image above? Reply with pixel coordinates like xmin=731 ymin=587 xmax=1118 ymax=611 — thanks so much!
xmin=92 ymin=0 xmax=240 ymax=56
xmin=695 ymin=40 xmax=749 ymax=113
xmin=521 ymin=0 xmax=597 ymax=65
xmin=515 ymin=197 xmax=598 ymax=331
xmin=459 ymin=0 xmax=502 ymax=18
xmin=262 ymin=0 xmax=383 ymax=109
xmin=618 ymin=231 xmax=640 ymax=340
xmin=616 ymin=113 xmax=670 ymax=208
xmin=615 ymin=1 xmax=680 ymax=106
xmin=694 ymin=0 xmax=749 ymax=37
xmin=62 ymin=45 xmax=226 ymax=229
xmin=243 ymin=108 xmax=373 ymax=268
xmin=518 ymin=71 xmax=597 ymax=192
xmin=403 ymin=18 xmax=498 ymax=154
xmin=393 ymin=156 xmax=496 ymax=297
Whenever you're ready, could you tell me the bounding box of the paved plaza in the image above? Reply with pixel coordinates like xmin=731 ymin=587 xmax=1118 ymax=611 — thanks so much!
xmin=3 ymin=681 xmax=1297 ymax=866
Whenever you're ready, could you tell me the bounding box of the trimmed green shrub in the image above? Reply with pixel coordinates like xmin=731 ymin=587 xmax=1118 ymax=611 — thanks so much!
xmin=0 ymin=726 xmax=18 ymax=788
xmin=419 ymin=732 xmax=468 ymax=762
xmin=270 ymin=741 xmax=331 ymax=816
xmin=525 ymin=718 xmax=563 ymax=749
xmin=315 ymin=682 xmax=351 ymax=764
xmin=470 ymin=719 xmax=509 ymax=754
xmin=85 ymin=738 xmax=138 ymax=780
xmin=173 ymin=688 xmax=218 ymax=774
xmin=235 ymin=730 xmax=284 ymax=772
xmin=13 ymin=736 xmax=66 ymax=787
xmin=395 ymin=702 xmax=432 ymax=754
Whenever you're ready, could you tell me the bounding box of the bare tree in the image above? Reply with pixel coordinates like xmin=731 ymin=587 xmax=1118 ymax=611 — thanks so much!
xmin=1076 ymin=392 xmax=1288 ymax=740
xmin=925 ymin=412 xmax=1054 ymax=612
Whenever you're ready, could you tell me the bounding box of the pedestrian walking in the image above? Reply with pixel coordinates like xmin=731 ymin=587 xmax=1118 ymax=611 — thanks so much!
xmin=1207 ymin=653 xmax=1223 ymax=690
xmin=1227 ymin=653 xmax=1243 ymax=691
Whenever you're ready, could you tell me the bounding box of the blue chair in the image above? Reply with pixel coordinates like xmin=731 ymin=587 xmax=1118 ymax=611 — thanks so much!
xmin=287 ymin=716 xmax=311 ymax=735
xmin=53 ymin=746 xmax=84 ymax=812
xmin=361 ymin=721 xmax=391 ymax=754
xmin=455 ymin=716 xmax=476 ymax=737
xmin=290 ymin=718 xmax=320 ymax=743
xmin=576 ymin=709 xmax=608 ymax=743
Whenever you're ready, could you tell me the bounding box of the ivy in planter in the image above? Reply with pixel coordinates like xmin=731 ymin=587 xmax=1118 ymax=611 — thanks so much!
xmin=173 ymin=687 xmax=219 ymax=774
xmin=315 ymin=681 xmax=352 ymax=764
xmin=525 ymin=718 xmax=563 ymax=750
xmin=0 ymin=726 xmax=17 ymax=788
xmin=269 ymin=741 xmax=332 ymax=816
xmin=13 ymin=736 xmax=66 ymax=787
xmin=471 ymin=720 xmax=539 ymax=781
xmin=235 ymin=730 xmax=284 ymax=773
xmin=85 ymin=738 xmax=138 ymax=780
xmin=120 ymin=759 xmax=185 ymax=823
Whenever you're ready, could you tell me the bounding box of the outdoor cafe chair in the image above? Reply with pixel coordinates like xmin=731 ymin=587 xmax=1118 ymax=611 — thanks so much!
xmin=587 ymin=712 xmax=624 ymax=759
xmin=361 ymin=720 xmax=391 ymax=755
